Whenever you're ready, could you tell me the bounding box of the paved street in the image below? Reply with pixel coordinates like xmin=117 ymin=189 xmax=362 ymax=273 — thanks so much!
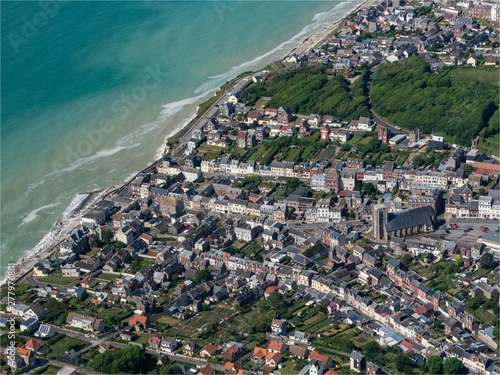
xmin=172 ymin=74 xmax=254 ymax=159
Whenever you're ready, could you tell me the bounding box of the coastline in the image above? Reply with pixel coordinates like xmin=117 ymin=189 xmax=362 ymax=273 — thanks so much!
xmin=3 ymin=0 xmax=374 ymax=285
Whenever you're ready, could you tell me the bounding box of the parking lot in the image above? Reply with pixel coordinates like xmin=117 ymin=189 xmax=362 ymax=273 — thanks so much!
xmin=431 ymin=220 xmax=498 ymax=246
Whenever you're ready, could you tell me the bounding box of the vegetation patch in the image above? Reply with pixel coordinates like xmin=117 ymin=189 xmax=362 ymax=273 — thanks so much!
xmin=371 ymin=57 xmax=499 ymax=150
xmin=245 ymin=66 xmax=370 ymax=121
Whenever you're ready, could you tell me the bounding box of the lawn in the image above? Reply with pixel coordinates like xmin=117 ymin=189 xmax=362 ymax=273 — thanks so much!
xmin=34 ymin=365 xmax=62 ymax=374
xmin=48 ymin=336 xmax=90 ymax=359
xmin=183 ymin=308 xmax=229 ymax=330
xmin=283 ymin=148 xmax=300 ymax=162
xmin=197 ymin=143 xmax=224 ymax=160
xmin=248 ymin=144 xmax=269 ymax=161
xmin=280 ymin=359 xmax=300 ymax=375
xmin=157 ymin=316 xmax=180 ymax=326
xmin=255 ymin=97 xmax=271 ymax=109
xmin=35 ymin=276 xmax=77 ymax=285
xmin=409 ymin=263 xmax=435 ymax=280
xmin=449 ymin=66 xmax=500 ymax=87
xmin=135 ymin=332 xmax=156 ymax=345
xmin=97 ymin=272 xmax=120 ymax=281
xmin=394 ymin=150 xmax=410 ymax=166
xmin=351 ymin=332 xmax=374 ymax=348
xmin=472 ymin=308 xmax=495 ymax=325
xmin=301 ymin=313 xmax=330 ymax=333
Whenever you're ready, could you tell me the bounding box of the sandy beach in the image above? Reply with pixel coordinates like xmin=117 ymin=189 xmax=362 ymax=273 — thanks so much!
xmin=3 ymin=0 xmax=378 ymax=286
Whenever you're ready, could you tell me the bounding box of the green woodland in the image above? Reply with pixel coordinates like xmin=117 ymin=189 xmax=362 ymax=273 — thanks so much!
xmin=246 ymin=66 xmax=370 ymax=120
xmin=371 ymin=56 xmax=499 ymax=151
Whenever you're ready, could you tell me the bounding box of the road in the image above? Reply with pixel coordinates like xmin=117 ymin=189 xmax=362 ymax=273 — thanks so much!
xmin=366 ymin=67 xmax=408 ymax=136
xmin=172 ymin=73 xmax=255 ymax=159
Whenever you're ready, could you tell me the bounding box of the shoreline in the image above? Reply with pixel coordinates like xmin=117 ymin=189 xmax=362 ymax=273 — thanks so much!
xmin=3 ymin=0 xmax=374 ymax=285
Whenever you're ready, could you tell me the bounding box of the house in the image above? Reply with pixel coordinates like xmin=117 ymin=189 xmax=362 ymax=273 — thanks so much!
xmin=223 ymin=361 xmax=241 ymax=373
xmin=66 ymin=312 xmax=104 ymax=333
xmin=20 ymin=318 xmax=39 ymax=333
xmin=183 ymin=340 xmax=198 ymax=356
xmin=271 ymin=319 xmax=287 ymax=334
xmin=221 ymin=344 xmax=241 ymax=361
xmin=350 ymin=351 xmax=366 ymax=373
xmin=24 ymin=303 xmax=47 ymax=321
xmin=35 ymin=324 xmax=55 ymax=338
xmin=15 ymin=347 xmax=36 ymax=369
xmin=128 ymin=314 xmax=150 ymax=331
xmin=290 ymin=331 xmax=311 ymax=344
xmin=290 ymin=345 xmax=310 ymax=359
xmin=120 ymin=332 xmax=136 ymax=342
xmin=80 ymin=276 xmax=97 ymax=289
xmin=25 ymin=339 xmax=41 ymax=352
xmin=268 ymin=340 xmax=286 ymax=353
xmin=358 ymin=117 xmax=372 ymax=131
xmin=308 ymin=350 xmax=332 ymax=369
xmin=160 ymin=337 xmax=178 ymax=354
xmin=99 ymin=342 xmax=114 ymax=353
xmin=62 ymin=349 xmax=80 ymax=364
xmin=199 ymin=364 xmax=214 ymax=375
xmin=200 ymin=344 xmax=219 ymax=358
xmin=61 ymin=264 xmax=80 ymax=277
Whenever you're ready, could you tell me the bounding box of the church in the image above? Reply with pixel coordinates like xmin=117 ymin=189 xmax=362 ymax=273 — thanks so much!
xmin=372 ymin=204 xmax=435 ymax=241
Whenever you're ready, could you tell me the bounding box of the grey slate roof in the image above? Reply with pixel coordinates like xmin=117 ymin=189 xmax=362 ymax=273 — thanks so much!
xmin=385 ymin=206 xmax=434 ymax=233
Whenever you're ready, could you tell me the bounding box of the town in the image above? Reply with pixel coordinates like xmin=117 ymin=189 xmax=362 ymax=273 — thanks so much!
xmin=1 ymin=0 xmax=499 ymax=374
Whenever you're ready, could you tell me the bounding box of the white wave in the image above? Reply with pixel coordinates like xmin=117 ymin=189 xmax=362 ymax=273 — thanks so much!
xmin=25 ymin=143 xmax=140 ymax=195
xmin=19 ymin=202 xmax=61 ymax=227
xmin=114 ymin=93 xmax=207 ymax=150
xmin=62 ymin=193 xmax=89 ymax=220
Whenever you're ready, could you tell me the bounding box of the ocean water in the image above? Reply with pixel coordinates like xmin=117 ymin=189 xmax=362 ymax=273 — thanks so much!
xmin=1 ymin=0 xmax=364 ymax=275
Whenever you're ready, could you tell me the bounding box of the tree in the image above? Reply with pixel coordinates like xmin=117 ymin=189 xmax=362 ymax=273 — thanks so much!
xmin=427 ymin=355 xmax=444 ymax=374
xmin=393 ymin=353 xmax=414 ymax=373
xmin=401 ymin=253 xmax=413 ymax=265
xmin=443 ymin=357 xmax=466 ymax=375
xmin=194 ymin=269 xmax=213 ymax=284
xmin=480 ymin=253 xmax=494 ymax=269
xmin=92 ymin=346 xmax=146 ymax=374
xmin=160 ymin=365 xmax=182 ymax=374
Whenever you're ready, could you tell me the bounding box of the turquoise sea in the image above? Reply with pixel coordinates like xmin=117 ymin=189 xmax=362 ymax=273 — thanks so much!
xmin=1 ymin=0 xmax=364 ymax=276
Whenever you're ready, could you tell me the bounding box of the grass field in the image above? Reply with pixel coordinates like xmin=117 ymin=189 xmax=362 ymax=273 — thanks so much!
xmin=157 ymin=316 xmax=180 ymax=326
xmin=280 ymin=360 xmax=300 ymax=375
xmin=36 ymin=276 xmax=77 ymax=285
xmin=351 ymin=332 xmax=374 ymax=348
xmin=394 ymin=150 xmax=410 ymax=166
xmin=449 ymin=67 xmax=500 ymax=87
xmin=248 ymin=144 xmax=270 ymax=161
xmin=135 ymin=332 xmax=156 ymax=345
xmin=97 ymin=272 xmax=120 ymax=281
xmin=197 ymin=143 xmax=224 ymax=160
xmin=35 ymin=365 xmax=62 ymax=375
xmin=314 ymin=147 xmax=336 ymax=161
xmin=48 ymin=336 xmax=90 ymax=359
xmin=255 ymin=97 xmax=271 ymax=109
xmin=472 ymin=308 xmax=495 ymax=324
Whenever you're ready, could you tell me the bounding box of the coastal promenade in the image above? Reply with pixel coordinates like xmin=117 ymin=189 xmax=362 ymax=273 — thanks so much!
xmin=171 ymin=73 xmax=255 ymax=159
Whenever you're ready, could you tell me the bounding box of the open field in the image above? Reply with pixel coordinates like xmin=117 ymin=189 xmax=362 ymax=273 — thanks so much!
xmin=35 ymin=276 xmax=77 ymax=285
